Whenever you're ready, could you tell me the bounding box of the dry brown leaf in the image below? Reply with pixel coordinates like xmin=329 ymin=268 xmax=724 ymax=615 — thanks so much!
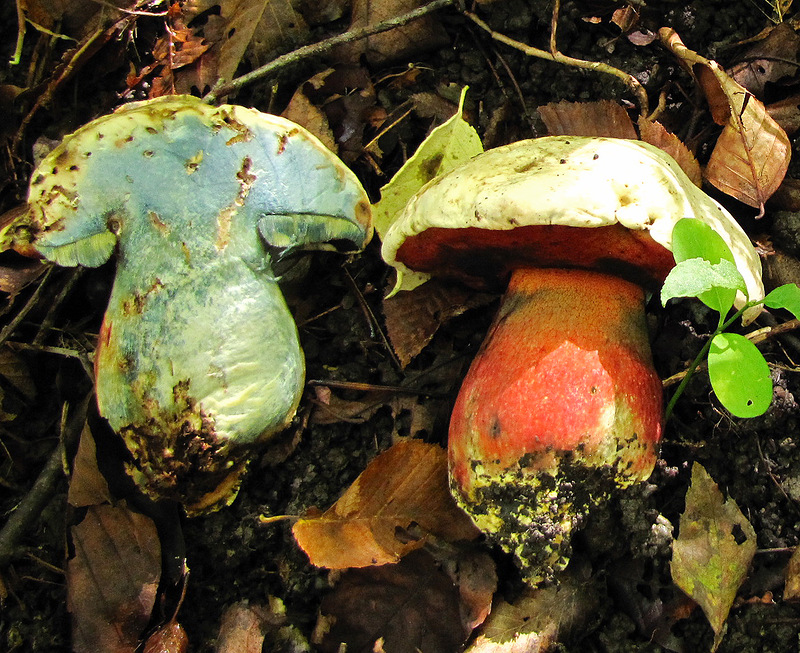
xmin=68 ymin=504 xmax=161 ymax=653
xmin=767 ymin=94 xmax=800 ymax=135
xmin=637 ymin=116 xmax=702 ymax=186
xmin=316 ymin=550 xmax=469 ymax=653
xmin=216 ymin=603 xmax=270 ymax=653
xmin=68 ymin=421 xmax=112 ymax=507
xmin=383 ymin=278 xmax=495 ymax=367
xmin=334 ymin=0 xmax=449 ymax=65
xmin=729 ymin=23 xmax=800 ymax=97
xmin=292 ymin=440 xmax=479 ymax=568
xmin=282 ymin=85 xmax=337 ymax=152
xmin=142 ymin=620 xmax=188 ymax=653
xmin=202 ymin=0 xmax=309 ymax=82
xmin=0 ymin=346 xmax=35 ymax=399
xmin=661 ymin=28 xmax=791 ymax=213
xmin=538 ymin=99 xmax=638 ymax=139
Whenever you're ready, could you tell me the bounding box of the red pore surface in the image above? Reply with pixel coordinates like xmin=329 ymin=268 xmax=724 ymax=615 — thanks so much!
xmin=395 ymin=224 xmax=676 ymax=291
xmin=449 ymin=267 xmax=663 ymax=499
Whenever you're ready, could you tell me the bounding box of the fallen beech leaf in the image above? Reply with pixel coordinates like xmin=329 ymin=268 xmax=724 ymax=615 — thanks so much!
xmin=671 ymin=463 xmax=757 ymax=652
xmin=282 ymin=86 xmax=337 ymax=152
xmin=68 ymin=504 xmax=161 ymax=653
xmin=335 ymin=0 xmax=449 ymax=65
xmin=68 ymin=421 xmax=112 ymax=507
xmin=445 ymin=550 xmax=497 ymax=632
xmin=660 ymin=28 xmax=791 ymax=212
xmin=784 ymin=546 xmax=800 ymax=600
xmin=292 ymin=440 xmax=479 ymax=568
xmin=316 ymin=550 xmax=469 ymax=653
xmin=637 ymin=116 xmax=702 ymax=186
xmin=383 ymin=278 xmax=495 ymax=366
xmin=538 ymin=99 xmax=637 ymax=139
xmin=729 ymin=23 xmax=800 ymax=97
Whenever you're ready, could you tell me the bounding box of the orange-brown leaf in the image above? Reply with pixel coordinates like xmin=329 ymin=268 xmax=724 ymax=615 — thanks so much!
xmin=538 ymin=100 xmax=637 ymax=139
xmin=292 ymin=440 xmax=479 ymax=568
xmin=637 ymin=117 xmax=702 ymax=186
xmin=660 ymin=28 xmax=791 ymax=212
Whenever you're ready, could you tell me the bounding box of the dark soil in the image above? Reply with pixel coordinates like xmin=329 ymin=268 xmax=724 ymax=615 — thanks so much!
xmin=2 ymin=1 xmax=800 ymax=652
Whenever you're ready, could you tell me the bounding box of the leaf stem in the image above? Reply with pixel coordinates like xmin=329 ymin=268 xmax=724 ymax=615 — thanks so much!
xmin=664 ymin=303 xmax=752 ymax=421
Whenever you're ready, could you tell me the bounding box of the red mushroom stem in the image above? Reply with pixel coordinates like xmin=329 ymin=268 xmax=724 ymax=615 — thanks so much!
xmin=448 ymin=267 xmax=663 ymax=583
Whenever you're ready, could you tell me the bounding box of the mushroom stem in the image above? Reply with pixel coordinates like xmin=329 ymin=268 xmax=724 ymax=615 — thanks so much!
xmin=448 ymin=267 xmax=663 ymax=584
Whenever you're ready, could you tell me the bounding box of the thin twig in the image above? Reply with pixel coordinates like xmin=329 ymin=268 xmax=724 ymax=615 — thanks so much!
xmin=0 ymin=439 xmax=64 ymax=567
xmin=203 ymin=0 xmax=455 ymax=104
xmin=0 ymin=265 xmax=55 ymax=350
xmin=464 ymin=8 xmax=649 ymax=117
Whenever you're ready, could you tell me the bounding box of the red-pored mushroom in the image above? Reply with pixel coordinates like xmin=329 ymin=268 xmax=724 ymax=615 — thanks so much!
xmin=381 ymin=136 xmax=763 ymax=584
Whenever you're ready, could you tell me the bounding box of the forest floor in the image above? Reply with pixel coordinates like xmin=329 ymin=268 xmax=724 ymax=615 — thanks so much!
xmin=2 ymin=0 xmax=800 ymax=651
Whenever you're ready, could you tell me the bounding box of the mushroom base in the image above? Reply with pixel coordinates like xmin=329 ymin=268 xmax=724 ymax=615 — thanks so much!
xmin=448 ymin=267 xmax=663 ymax=584
xmin=119 ymin=386 xmax=257 ymax=515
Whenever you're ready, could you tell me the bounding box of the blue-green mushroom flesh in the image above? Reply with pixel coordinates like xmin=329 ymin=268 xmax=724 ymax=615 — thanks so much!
xmin=17 ymin=96 xmax=372 ymax=513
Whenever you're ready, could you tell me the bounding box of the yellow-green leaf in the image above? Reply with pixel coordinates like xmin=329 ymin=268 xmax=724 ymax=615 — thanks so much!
xmin=671 ymin=463 xmax=757 ymax=651
xmin=373 ymin=86 xmax=482 ymax=243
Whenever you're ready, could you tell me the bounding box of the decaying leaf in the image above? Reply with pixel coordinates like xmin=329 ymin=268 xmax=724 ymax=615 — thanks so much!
xmin=661 ymin=28 xmax=791 ymax=213
xmin=383 ymin=278 xmax=496 ymax=367
xmin=729 ymin=23 xmax=800 ymax=97
xmin=671 ymin=463 xmax=757 ymax=651
xmin=784 ymin=545 xmax=800 ymax=600
xmin=315 ymin=550 xmax=470 ymax=653
xmin=68 ymin=504 xmax=161 ymax=653
xmin=538 ymin=99 xmax=638 ymax=139
xmin=334 ymin=0 xmax=449 ymax=65
xmin=467 ymin=570 xmax=598 ymax=652
xmin=374 ymin=87 xmax=482 ymax=293
xmin=292 ymin=440 xmax=479 ymax=568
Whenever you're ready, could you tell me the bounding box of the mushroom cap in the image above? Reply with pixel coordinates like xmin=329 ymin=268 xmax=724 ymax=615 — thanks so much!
xmin=26 ymin=95 xmax=372 ymax=264
xmin=381 ymin=136 xmax=763 ymax=307
xmin=15 ymin=96 xmax=372 ymax=511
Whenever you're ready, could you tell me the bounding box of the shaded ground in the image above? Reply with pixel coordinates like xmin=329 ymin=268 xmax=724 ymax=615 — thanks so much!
xmin=2 ymin=0 xmax=800 ymax=651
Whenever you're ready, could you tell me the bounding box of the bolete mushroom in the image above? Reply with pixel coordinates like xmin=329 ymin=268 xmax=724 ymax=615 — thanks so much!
xmin=10 ymin=95 xmax=372 ymax=514
xmin=381 ymin=136 xmax=762 ymax=584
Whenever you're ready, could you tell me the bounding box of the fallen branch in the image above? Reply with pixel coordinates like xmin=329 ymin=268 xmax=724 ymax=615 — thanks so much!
xmin=464 ymin=0 xmax=649 ymax=117
xmin=203 ymin=0 xmax=455 ymax=104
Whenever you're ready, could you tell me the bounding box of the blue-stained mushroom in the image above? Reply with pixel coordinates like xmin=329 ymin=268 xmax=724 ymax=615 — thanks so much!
xmin=11 ymin=95 xmax=372 ymax=513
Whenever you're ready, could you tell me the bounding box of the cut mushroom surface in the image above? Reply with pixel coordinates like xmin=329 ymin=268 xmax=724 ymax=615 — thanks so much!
xmin=12 ymin=95 xmax=372 ymax=513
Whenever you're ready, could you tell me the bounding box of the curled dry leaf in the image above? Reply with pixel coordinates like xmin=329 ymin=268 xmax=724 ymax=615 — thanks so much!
xmin=292 ymin=440 xmax=479 ymax=568
xmin=68 ymin=504 xmax=161 ymax=653
xmin=671 ymin=463 xmax=757 ymax=652
xmin=660 ymin=28 xmax=791 ymax=213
